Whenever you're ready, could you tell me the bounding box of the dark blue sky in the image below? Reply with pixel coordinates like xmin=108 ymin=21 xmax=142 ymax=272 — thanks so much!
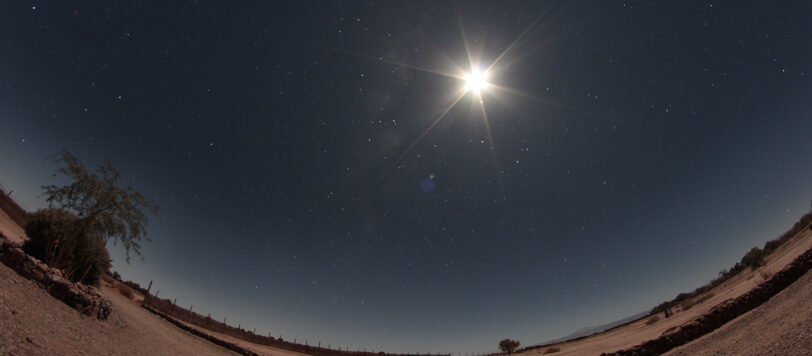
xmin=1 ymin=1 xmax=811 ymax=353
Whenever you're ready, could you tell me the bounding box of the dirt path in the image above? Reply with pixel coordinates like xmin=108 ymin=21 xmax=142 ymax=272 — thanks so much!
xmin=521 ymin=229 xmax=812 ymax=355
xmin=174 ymin=319 xmax=311 ymax=356
xmin=0 ymin=262 xmax=238 ymax=356
xmin=665 ymin=269 xmax=812 ymax=356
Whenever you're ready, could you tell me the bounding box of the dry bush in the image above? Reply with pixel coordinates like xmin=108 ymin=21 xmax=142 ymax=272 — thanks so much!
xmin=544 ymin=347 xmax=561 ymax=354
xmin=758 ymin=268 xmax=772 ymax=281
xmin=646 ymin=315 xmax=660 ymax=325
xmin=23 ymin=208 xmax=111 ymax=286
xmin=100 ymin=273 xmax=115 ymax=286
xmin=117 ymin=283 xmax=134 ymax=299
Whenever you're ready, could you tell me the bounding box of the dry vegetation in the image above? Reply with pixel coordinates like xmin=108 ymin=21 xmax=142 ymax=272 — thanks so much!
xmin=650 ymin=212 xmax=812 ymax=317
xmin=117 ymin=283 xmax=134 ymax=300
xmin=100 ymin=273 xmax=116 ymax=286
xmin=543 ymin=347 xmax=560 ymax=354
xmin=99 ymin=273 xmax=135 ymax=300
xmin=680 ymin=293 xmax=715 ymax=311
xmin=758 ymin=268 xmax=772 ymax=281
xmin=645 ymin=315 xmax=660 ymax=325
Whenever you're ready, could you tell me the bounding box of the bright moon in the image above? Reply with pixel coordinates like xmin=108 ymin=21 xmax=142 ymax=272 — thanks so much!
xmin=464 ymin=69 xmax=489 ymax=93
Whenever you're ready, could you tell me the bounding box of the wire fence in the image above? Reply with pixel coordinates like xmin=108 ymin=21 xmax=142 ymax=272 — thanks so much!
xmin=141 ymin=290 xmax=454 ymax=356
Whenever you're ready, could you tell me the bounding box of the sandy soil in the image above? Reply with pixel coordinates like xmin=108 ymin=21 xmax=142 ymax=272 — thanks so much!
xmin=174 ymin=319 xmax=311 ymax=356
xmin=521 ymin=227 xmax=812 ymax=356
xmin=665 ymin=269 xmax=812 ymax=356
xmin=1 ymin=200 xmax=809 ymax=356
xmin=0 ymin=262 xmax=238 ymax=356
xmin=0 ymin=207 xmax=26 ymax=244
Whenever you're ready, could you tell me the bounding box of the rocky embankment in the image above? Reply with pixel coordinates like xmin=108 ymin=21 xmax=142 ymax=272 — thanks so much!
xmin=601 ymin=247 xmax=812 ymax=355
xmin=0 ymin=235 xmax=111 ymax=320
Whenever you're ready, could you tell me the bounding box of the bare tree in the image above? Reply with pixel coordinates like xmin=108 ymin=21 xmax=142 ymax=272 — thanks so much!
xmin=42 ymin=149 xmax=159 ymax=262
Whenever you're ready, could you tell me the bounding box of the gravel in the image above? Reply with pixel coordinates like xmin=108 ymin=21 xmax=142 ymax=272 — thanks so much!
xmin=666 ymin=269 xmax=812 ymax=356
xmin=0 ymin=262 xmax=238 ymax=355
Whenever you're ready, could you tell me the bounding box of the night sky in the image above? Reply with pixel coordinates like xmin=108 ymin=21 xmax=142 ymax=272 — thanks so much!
xmin=2 ymin=1 xmax=812 ymax=353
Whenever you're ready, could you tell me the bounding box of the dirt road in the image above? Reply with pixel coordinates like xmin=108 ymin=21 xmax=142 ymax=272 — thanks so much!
xmin=0 ymin=262 xmax=238 ymax=355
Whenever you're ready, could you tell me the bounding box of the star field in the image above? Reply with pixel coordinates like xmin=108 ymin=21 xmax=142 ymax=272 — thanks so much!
xmin=1 ymin=1 xmax=812 ymax=353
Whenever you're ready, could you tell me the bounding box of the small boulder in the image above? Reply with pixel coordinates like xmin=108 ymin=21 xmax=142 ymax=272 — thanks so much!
xmin=48 ymin=280 xmax=73 ymax=300
xmin=28 ymin=269 xmax=45 ymax=283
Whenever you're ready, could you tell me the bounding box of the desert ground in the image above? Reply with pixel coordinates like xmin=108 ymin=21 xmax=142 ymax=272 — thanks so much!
xmin=174 ymin=318 xmax=310 ymax=356
xmin=0 ymin=259 xmax=239 ymax=355
xmin=665 ymin=268 xmax=812 ymax=355
xmin=520 ymin=227 xmax=812 ymax=355
xmin=0 ymin=207 xmax=26 ymax=244
xmin=1 ymin=202 xmax=811 ymax=355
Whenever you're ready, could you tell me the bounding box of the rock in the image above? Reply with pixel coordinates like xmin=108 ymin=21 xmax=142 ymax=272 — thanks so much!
xmin=97 ymin=300 xmax=112 ymax=320
xmin=28 ymin=269 xmax=44 ymax=283
xmin=73 ymin=293 xmax=91 ymax=307
xmin=34 ymin=280 xmax=114 ymax=319
xmin=48 ymin=280 xmax=73 ymax=300
xmin=1 ymin=247 xmax=25 ymax=265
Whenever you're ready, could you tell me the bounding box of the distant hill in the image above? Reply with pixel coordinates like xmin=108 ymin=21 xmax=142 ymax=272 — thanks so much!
xmin=541 ymin=311 xmax=649 ymax=345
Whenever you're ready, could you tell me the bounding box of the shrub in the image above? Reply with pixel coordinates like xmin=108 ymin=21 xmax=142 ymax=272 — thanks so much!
xmin=117 ymin=283 xmax=134 ymax=299
xmin=23 ymin=208 xmax=111 ymax=286
xmin=681 ymin=292 xmax=715 ymax=311
xmin=543 ymin=347 xmax=561 ymax=354
xmin=123 ymin=280 xmax=146 ymax=294
xmin=741 ymin=247 xmax=765 ymax=268
xmin=649 ymin=211 xmax=812 ymax=317
xmin=646 ymin=315 xmax=660 ymax=325
xmin=100 ymin=273 xmax=116 ymax=286
xmin=763 ymin=212 xmax=812 ymax=254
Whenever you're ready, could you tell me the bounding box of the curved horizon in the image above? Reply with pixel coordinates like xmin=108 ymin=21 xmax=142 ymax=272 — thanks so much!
xmin=1 ymin=1 xmax=812 ymax=353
